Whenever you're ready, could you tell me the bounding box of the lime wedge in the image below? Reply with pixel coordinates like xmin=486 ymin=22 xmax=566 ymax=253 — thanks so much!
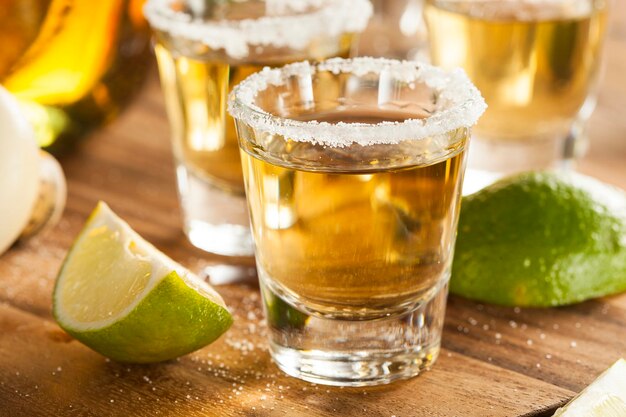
xmin=452 ymin=172 xmax=626 ymax=307
xmin=554 ymin=359 xmax=626 ymax=416
xmin=53 ymin=202 xmax=233 ymax=363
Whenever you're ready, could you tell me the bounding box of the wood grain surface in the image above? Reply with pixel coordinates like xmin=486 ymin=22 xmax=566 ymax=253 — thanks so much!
xmin=1 ymin=4 xmax=625 ymax=416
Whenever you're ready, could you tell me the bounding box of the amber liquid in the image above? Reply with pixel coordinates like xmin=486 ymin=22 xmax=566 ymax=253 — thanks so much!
xmin=425 ymin=0 xmax=607 ymax=142
xmin=154 ymin=50 xmax=261 ymax=192
xmin=240 ymin=110 xmax=467 ymax=314
xmin=154 ymin=35 xmax=354 ymax=194
xmin=0 ymin=0 xmax=151 ymax=153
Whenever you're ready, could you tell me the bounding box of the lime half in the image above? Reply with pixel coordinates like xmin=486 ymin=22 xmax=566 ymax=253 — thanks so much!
xmin=554 ymin=359 xmax=626 ymax=416
xmin=53 ymin=202 xmax=233 ymax=363
xmin=452 ymin=172 xmax=626 ymax=307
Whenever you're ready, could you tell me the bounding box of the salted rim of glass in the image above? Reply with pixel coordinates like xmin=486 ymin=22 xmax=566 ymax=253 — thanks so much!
xmin=228 ymin=57 xmax=488 ymax=147
xmin=143 ymin=0 xmax=373 ymax=60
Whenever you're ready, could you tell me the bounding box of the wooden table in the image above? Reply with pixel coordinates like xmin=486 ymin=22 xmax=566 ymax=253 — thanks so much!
xmin=1 ymin=8 xmax=625 ymax=417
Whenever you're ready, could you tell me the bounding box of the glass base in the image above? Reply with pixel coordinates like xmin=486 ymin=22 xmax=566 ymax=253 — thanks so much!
xmin=261 ymin=275 xmax=448 ymax=387
xmin=176 ymin=164 xmax=254 ymax=257
xmin=186 ymin=221 xmax=254 ymax=257
xmin=468 ymin=134 xmax=572 ymax=175
xmin=270 ymin=341 xmax=439 ymax=387
xmin=462 ymin=168 xmax=503 ymax=196
xmin=463 ymin=134 xmax=575 ymax=195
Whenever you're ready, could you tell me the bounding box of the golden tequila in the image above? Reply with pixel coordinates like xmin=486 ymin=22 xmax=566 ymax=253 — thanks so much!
xmin=146 ymin=0 xmax=371 ymax=256
xmin=153 ymin=52 xmax=260 ymax=191
xmin=425 ymin=0 xmax=608 ymax=142
xmin=154 ymin=43 xmax=353 ymax=193
xmin=241 ymin=111 xmax=467 ymax=314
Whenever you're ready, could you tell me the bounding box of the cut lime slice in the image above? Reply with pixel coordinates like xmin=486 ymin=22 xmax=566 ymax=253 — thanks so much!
xmin=554 ymin=359 xmax=626 ymax=416
xmin=53 ymin=202 xmax=233 ymax=363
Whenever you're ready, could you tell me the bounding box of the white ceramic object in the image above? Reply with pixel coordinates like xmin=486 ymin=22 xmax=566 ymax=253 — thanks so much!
xmin=0 ymin=86 xmax=41 ymax=255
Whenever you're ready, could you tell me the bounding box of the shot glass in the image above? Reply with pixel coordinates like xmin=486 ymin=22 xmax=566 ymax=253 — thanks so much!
xmin=229 ymin=57 xmax=486 ymax=386
xmin=144 ymin=0 xmax=372 ymax=257
xmin=425 ymin=0 xmax=608 ymax=192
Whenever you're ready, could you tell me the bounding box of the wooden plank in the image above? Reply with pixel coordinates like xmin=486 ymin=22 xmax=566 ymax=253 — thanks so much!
xmin=443 ymin=296 xmax=626 ymax=393
xmin=0 ymin=302 xmax=572 ymax=417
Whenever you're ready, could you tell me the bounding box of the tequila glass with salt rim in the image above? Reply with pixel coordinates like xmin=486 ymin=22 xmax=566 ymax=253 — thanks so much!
xmin=229 ymin=57 xmax=486 ymax=386
xmin=144 ymin=0 xmax=372 ymax=257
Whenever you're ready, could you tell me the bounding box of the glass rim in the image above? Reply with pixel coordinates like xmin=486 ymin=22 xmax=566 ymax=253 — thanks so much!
xmin=228 ymin=57 xmax=487 ymax=148
xmin=143 ymin=0 xmax=372 ymax=60
xmin=424 ymin=0 xmax=606 ymax=20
